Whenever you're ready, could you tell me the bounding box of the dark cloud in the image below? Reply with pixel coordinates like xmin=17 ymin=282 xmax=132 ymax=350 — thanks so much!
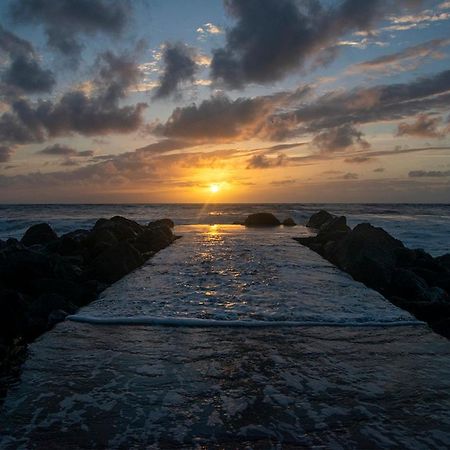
xmin=409 ymin=170 xmax=450 ymax=177
xmin=153 ymin=89 xmax=307 ymax=142
xmin=397 ymin=114 xmax=446 ymax=138
xmin=344 ymin=156 xmax=373 ymax=163
xmin=211 ymin=0 xmax=421 ymax=88
xmin=312 ymin=124 xmax=370 ymax=152
xmin=271 ymin=69 xmax=450 ymax=139
xmin=270 ymin=178 xmax=297 ymax=186
xmin=9 ymin=0 xmax=131 ymax=62
xmin=341 ymin=172 xmax=359 ymax=180
xmin=0 ymin=145 xmax=14 ymax=162
xmin=0 ymin=49 xmax=147 ymax=145
xmin=0 ymin=25 xmax=55 ymax=94
xmin=37 ymin=144 xmax=94 ymax=157
xmin=246 ymin=153 xmax=286 ymax=169
xmin=153 ymin=43 xmax=198 ymax=99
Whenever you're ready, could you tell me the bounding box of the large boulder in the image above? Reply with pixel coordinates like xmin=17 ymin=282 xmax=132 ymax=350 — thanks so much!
xmin=21 ymin=223 xmax=57 ymax=247
xmin=319 ymin=216 xmax=350 ymax=234
xmin=149 ymin=218 xmax=175 ymax=229
xmin=306 ymin=210 xmax=335 ymax=229
xmin=134 ymin=226 xmax=174 ymax=254
xmin=93 ymin=216 xmax=142 ymax=242
xmin=87 ymin=241 xmax=144 ymax=283
xmin=329 ymin=223 xmax=404 ymax=291
xmin=282 ymin=218 xmax=296 ymax=227
xmin=244 ymin=213 xmax=281 ymax=227
xmin=0 ymin=289 xmax=29 ymax=339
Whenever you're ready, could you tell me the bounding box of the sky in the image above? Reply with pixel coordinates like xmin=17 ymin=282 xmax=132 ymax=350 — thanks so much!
xmin=0 ymin=0 xmax=449 ymax=203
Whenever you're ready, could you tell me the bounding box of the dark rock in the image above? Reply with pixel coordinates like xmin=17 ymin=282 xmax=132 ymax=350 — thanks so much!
xmin=29 ymin=278 xmax=95 ymax=307
xmin=29 ymin=293 xmax=77 ymax=320
xmin=329 ymin=223 xmax=404 ymax=290
xmin=149 ymin=218 xmax=175 ymax=229
xmin=244 ymin=213 xmax=281 ymax=227
xmin=134 ymin=226 xmax=174 ymax=254
xmin=436 ymin=253 xmax=450 ymax=271
xmin=319 ymin=216 xmax=350 ymax=234
xmin=306 ymin=210 xmax=335 ymax=229
xmin=390 ymin=268 xmax=431 ymax=302
xmin=282 ymin=218 xmax=296 ymax=227
xmin=47 ymin=309 xmax=69 ymax=327
xmin=87 ymin=241 xmax=144 ymax=283
xmin=0 ymin=290 xmax=29 ymax=339
xmin=0 ymin=246 xmax=53 ymax=290
xmin=21 ymin=223 xmax=57 ymax=247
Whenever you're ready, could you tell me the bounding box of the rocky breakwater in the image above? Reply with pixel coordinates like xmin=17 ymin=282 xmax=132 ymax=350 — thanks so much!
xmin=0 ymin=216 xmax=177 ymax=388
xmin=295 ymin=210 xmax=450 ymax=337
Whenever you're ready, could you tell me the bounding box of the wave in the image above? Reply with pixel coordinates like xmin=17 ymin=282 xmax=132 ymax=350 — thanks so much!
xmin=67 ymin=314 xmax=422 ymax=328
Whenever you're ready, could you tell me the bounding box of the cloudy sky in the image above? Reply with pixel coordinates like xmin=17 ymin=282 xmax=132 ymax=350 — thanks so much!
xmin=0 ymin=0 xmax=449 ymax=203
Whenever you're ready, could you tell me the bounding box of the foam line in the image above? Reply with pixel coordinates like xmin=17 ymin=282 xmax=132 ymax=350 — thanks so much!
xmin=67 ymin=315 xmax=422 ymax=328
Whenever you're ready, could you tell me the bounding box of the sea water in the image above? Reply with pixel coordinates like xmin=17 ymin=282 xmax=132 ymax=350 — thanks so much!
xmin=1 ymin=206 xmax=450 ymax=448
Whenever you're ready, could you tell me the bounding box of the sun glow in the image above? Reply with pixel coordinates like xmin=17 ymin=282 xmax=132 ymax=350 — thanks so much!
xmin=209 ymin=183 xmax=220 ymax=193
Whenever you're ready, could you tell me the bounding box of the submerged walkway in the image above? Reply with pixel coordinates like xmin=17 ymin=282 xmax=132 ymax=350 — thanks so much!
xmin=1 ymin=226 xmax=450 ymax=449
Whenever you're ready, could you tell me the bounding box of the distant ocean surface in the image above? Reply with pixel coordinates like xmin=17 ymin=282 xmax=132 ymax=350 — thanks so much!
xmin=0 ymin=203 xmax=449 ymax=256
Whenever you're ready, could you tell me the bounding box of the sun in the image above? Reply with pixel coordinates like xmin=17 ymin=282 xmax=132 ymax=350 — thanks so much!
xmin=209 ymin=183 xmax=220 ymax=193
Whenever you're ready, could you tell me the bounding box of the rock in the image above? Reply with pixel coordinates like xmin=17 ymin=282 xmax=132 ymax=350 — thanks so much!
xmin=93 ymin=216 xmax=141 ymax=242
xmin=244 ymin=213 xmax=281 ymax=227
xmin=436 ymin=253 xmax=450 ymax=271
xmin=319 ymin=216 xmax=350 ymax=234
xmin=29 ymin=278 xmax=96 ymax=307
xmin=306 ymin=210 xmax=335 ymax=229
xmin=0 ymin=290 xmax=29 ymax=339
xmin=134 ymin=226 xmax=174 ymax=254
xmin=390 ymin=268 xmax=431 ymax=302
xmin=47 ymin=309 xmax=69 ymax=327
xmin=0 ymin=246 xmax=53 ymax=290
xmin=282 ymin=218 xmax=296 ymax=227
xmin=87 ymin=241 xmax=144 ymax=283
xmin=29 ymin=293 xmax=76 ymax=320
xmin=149 ymin=218 xmax=175 ymax=229
xmin=325 ymin=223 xmax=404 ymax=291
xmin=21 ymin=223 xmax=57 ymax=247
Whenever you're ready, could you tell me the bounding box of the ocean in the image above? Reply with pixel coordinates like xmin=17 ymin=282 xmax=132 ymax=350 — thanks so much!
xmin=1 ymin=204 xmax=450 ymax=447
xmin=1 ymin=203 xmax=449 ymax=255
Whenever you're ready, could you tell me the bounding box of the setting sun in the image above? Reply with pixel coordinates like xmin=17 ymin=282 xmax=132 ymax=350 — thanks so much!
xmin=209 ymin=184 xmax=220 ymax=193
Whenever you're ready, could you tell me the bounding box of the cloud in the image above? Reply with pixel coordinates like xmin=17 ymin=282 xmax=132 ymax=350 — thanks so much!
xmin=344 ymin=156 xmax=373 ymax=163
xmin=210 ymin=0 xmax=421 ymax=88
xmin=196 ymin=23 xmax=223 ymax=37
xmin=153 ymin=90 xmax=301 ymax=142
xmin=9 ymin=0 xmax=131 ymax=63
xmin=246 ymin=153 xmax=286 ymax=169
xmin=409 ymin=170 xmax=450 ymax=177
xmin=271 ymin=68 xmax=450 ymax=138
xmin=341 ymin=172 xmax=359 ymax=180
xmin=397 ymin=114 xmax=446 ymax=138
xmin=37 ymin=144 xmax=94 ymax=157
xmin=312 ymin=124 xmax=370 ymax=152
xmin=348 ymin=38 xmax=450 ymax=74
xmin=153 ymin=43 xmax=198 ymax=99
xmin=270 ymin=178 xmax=297 ymax=186
xmin=0 ymin=49 xmax=147 ymax=145
xmin=0 ymin=25 xmax=55 ymax=94
xmin=0 ymin=145 xmax=14 ymax=162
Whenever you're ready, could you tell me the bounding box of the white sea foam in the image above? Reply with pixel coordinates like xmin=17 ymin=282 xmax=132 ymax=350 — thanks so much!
xmin=67 ymin=314 xmax=421 ymax=328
